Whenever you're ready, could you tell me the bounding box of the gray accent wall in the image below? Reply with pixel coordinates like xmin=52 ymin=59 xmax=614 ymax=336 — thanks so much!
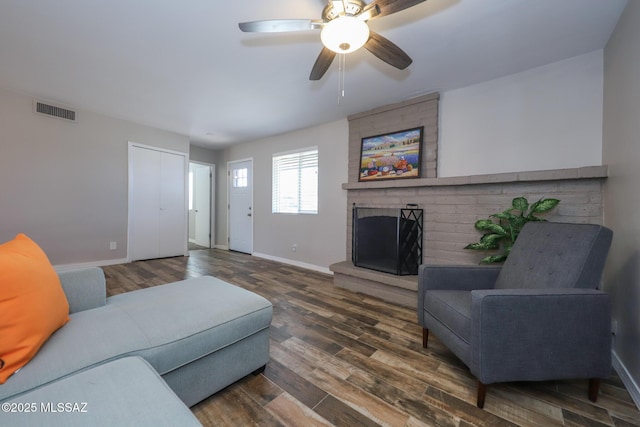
xmin=0 ymin=89 xmax=189 ymax=265
xmin=603 ymin=1 xmax=640 ymax=406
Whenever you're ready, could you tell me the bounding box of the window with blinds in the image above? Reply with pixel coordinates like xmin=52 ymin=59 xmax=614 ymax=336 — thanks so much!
xmin=272 ymin=148 xmax=318 ymax=214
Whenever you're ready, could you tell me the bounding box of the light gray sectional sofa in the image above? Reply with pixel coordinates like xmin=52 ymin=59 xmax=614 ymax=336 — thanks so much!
xmin=0 ymin=267 xmax=273 ymax=426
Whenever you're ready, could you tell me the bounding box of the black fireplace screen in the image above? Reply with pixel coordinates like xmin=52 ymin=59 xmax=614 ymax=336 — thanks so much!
xmin=352 ymin=206 xmax=423 ymax=275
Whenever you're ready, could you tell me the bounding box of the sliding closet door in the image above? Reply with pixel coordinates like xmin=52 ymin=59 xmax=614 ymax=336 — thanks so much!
xmin=129 ymin=143 xmax=187 ymax=261
xmin=158 ymin=150 xmax=187 ymax=257
xmin=129 ymin=145 xmax=161 ymax=260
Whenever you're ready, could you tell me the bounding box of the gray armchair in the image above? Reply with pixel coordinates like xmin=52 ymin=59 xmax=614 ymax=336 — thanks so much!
xmin=417 ymin=222 xmax=613 ymax=408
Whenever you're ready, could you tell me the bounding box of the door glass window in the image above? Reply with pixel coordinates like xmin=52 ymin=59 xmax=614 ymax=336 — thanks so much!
xmin=233 ymin=168 xmax=248 ymax=188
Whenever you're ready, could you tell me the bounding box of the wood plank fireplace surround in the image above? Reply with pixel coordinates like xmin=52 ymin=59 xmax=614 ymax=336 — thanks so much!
xmin=329 ymin=92 xmax=607 ymax=308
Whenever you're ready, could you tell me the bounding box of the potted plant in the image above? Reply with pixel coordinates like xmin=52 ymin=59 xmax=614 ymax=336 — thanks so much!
xmin=465 ymin=196 xmax=560 ymax=263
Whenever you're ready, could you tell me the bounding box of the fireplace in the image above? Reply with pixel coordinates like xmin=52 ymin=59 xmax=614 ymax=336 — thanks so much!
xmin=352 ymin=206 xmax=423 ymax=275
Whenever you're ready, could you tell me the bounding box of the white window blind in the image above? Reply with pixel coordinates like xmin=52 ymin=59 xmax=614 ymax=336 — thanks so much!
xmin=272 ymin=148 xmax=318 ymax=214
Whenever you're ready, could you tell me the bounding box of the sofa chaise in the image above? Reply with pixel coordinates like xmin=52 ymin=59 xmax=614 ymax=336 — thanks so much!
xmin=1 ymin=266 xmax=273 ymax=426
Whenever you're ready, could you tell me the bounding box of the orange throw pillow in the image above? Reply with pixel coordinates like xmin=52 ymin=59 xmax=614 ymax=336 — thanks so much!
xmin=0 ymin=233 xmax=70 ymax=383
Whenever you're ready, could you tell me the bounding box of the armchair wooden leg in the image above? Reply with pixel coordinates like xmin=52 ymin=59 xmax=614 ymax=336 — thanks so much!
xmin=588 ymin=378 xmax=600 ymax=402
xmin=477 ymin=382 xmax=487 ymax=408
xmin=422 ymin=328 xmax=429 ymax=348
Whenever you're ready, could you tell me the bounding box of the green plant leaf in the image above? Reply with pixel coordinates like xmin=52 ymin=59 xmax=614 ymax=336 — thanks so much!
xmin=475 ymin=221 xmax=507 ymax=236
xmin=480 ymin=254 xmax=508 ymax=264
xmin=480 ymin=233 xmax=502 ymax=243
xmin=509 ymin=215 xmax=527 ymax=230
xmin=474 ymin=219 xmax=495 ymax=230
xmin=485 ymin=223 xmax=508 ymax=236
xmin=511 ymin=197 xmax=529 ymax=212
xmin=491 ymin=212 xmax=516 ymax=220
xmin=528 ymin=199 xmax=540 ymax=213
xmin=531 ymin=198 xmax=560 ymax=213
xmin=464 ymin=241 xmax=496 ymax=250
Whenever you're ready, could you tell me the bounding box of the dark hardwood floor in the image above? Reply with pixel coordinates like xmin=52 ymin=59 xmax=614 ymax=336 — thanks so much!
xmin=102 ymin=249 xmax=640 ymax=427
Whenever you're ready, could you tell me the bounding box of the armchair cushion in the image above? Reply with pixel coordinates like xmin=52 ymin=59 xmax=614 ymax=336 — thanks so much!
xmin=418 ymin=265 xmax=500 ymax=364
xmin=495 ymin=222 xmax=613 ymax=290
xmin=424 ymin=291 xmax=472 ymax=344
xmin=417 ymin=265 xmax=500 ymax=326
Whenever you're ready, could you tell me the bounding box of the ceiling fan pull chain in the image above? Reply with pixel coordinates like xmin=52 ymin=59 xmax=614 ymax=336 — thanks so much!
xmin=338 ymin=53 xmax=346 ymax=104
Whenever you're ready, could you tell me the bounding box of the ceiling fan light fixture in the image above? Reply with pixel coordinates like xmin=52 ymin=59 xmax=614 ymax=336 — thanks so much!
xmin=320 ymin=16 xmax=370 ymax=54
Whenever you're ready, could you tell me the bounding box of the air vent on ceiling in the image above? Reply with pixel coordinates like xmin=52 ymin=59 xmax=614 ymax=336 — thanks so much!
xmin=33 ymin=99 xmax=77 ymax=122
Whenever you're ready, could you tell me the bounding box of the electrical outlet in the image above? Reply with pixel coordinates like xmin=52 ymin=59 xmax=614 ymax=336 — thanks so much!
xmin=109 ymin=242 xmax=117 ymax=250
xmin=291 ymin=244 xmax=297 ymax=252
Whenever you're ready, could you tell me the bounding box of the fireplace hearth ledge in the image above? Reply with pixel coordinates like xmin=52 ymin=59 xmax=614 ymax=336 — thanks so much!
xmin=342 ymin=165 xmax=607 ymax=190
xmin=330 ymin=261 xmax=418 ymax=308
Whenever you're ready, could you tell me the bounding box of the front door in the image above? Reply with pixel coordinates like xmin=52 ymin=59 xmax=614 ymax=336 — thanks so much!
xmin=228 ymin=159 xmax=253 ymax=254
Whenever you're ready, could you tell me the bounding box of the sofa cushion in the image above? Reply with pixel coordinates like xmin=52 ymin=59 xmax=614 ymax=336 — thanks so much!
xmin=0 ymin=234 xmax=69 ymax=384
xmin=0 ymin=304 xmax=148 ymax=401
xmin=107 ymin=276 xmax=273 ymax=375
xmin=1 ymin=356 xmax=202 ymax=427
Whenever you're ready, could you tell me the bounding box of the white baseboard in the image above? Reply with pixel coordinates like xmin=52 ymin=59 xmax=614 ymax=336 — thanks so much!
xmin=613 ymin=350 xmax=640 ymax=410
xmin=252 ymin=252 xmax=332 ymax=275
xmin=54 ymin=258 xmax=128 ymax=272
xmin=52 ymin=251 xmax=330 ymax=277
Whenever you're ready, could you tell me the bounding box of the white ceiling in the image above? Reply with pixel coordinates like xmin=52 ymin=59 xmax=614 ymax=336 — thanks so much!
xmin=0 ymin=0 xmax=627 ymax=148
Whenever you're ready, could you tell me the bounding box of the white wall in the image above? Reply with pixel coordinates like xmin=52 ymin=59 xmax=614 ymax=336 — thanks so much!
xmin=0 ymin=89 xmax=189 ymax=265
xmin=439 ymin=50 xmax=604 ymax=177
xmin=189 ymin=144 xmax=217 ymax=164
xmin=603 ymin=0 xmax=640 ymax=407
xmin=216 ymin=120 xmax=348 ymax=272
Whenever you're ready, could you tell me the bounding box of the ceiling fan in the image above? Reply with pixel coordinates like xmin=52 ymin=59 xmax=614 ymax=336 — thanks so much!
xmin=239 ymin=0 xmax=426 ymax=81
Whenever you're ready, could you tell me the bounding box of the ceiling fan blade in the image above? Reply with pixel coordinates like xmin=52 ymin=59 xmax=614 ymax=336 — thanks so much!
xmin=309 ymin=48 xmax=337 ymax=80
xmin=365 ymin=31 xmax=412 ymax=70
xmin=361 ymin=0 xmax=426 ymax=21
xmin=357 ymin=4 xmax=380 ymax=21
xmin=239 ymin=19 xmax=322 ymax=33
